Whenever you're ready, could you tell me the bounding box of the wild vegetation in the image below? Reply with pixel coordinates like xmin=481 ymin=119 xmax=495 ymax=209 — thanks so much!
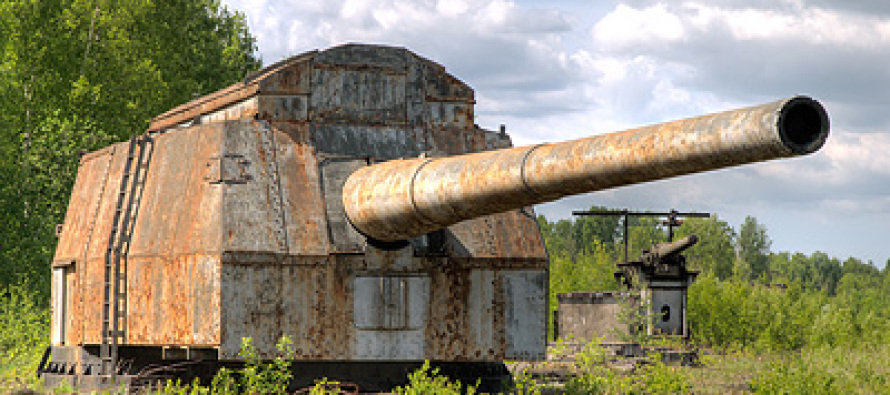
xmin=0 ymin=0 xmax=261 ymax=297
xmin=0 ymin=0 xmax=260 ymax=391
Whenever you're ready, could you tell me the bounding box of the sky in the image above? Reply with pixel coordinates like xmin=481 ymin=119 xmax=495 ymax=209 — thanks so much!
xmin=221 ymin=0 xmax=890 ymax=266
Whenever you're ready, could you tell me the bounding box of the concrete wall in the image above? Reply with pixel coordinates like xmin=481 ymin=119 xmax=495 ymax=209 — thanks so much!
xmin=555 ymin=292 xmax=632 ymax=343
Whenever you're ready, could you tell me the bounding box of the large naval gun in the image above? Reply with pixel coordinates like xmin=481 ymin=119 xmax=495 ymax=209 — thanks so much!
xmin=41 ymin=44 xmax=829 ymax=390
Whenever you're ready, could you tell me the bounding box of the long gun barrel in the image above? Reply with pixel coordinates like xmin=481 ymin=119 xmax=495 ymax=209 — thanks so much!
xmin=343 ymin=96 xmax=829 ymax=242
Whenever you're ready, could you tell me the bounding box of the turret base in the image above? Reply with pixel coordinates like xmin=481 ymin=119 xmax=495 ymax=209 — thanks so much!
xmin=38 ymin=346 xmax=513 ymax=393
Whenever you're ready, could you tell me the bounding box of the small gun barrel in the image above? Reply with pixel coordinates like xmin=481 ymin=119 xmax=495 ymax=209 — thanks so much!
xmin=343 ymin=96 xmax=829 ymax=242
xmin=647 ymin=235 xmax=699 ymax=260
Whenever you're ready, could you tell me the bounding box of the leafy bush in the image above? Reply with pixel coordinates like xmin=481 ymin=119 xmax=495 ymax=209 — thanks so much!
xmin=393 ymin=360 xmax=477 ymax=395
xmin=155 ymin=336 xmax=293 ymax=394
xmin=237 ymin=337 xmax=293 ymax=394
xmin=688 ymin=273 xmax=890 ymax=351
xmin=559 ymin=338 xmax=690 ymax=395
xmin=0 ymin=285 xmax=50 ymax=392
xmin=510 ymin=367 xmax=542 ymax=395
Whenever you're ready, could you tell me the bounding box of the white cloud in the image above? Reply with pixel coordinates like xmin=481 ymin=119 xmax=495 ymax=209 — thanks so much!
xmin=684 ymin=3 xmax=890 ymax=46
xmin=592 ymin=4 xmax=685 ymax=49
xmin=436 ymin=0 xmax=468 ymax=17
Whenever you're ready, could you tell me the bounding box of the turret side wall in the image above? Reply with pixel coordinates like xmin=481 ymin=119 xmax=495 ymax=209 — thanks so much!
xmin=218 ymin=253 xmax=547 ymax=361
xmin=52 ymin=147 xmax=113 ymax=346
xmin=53 ymin=124 xmax=227 ymax=346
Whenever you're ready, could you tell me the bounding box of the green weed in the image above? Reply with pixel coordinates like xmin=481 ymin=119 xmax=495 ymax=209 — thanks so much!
xmin=0 ymin=285 xmax=50 ymax=393
xmin=561 ymin=338 xmax=691 ymax=395
xmin=393 ymin=360 xmax=477 ymax=395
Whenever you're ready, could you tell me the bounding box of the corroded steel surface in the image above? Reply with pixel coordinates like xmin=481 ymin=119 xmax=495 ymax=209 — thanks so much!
xmin=127 ymin=253 xmax=220 ymax=345
xmin=343 ymin=96 xmax=830 ymax=241
xmin=216 ymin=252 xmax=545 ymax=361
xmin=272 ymin=122 xmax=330 ymax=255
xmin=53 ymin=149 xmax=113 ymax=265
xmin=148 ymin=51 xmax=317 ymax=131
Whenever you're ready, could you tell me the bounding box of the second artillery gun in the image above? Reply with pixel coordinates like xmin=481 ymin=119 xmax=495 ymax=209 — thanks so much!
xmin=616 ymin=235 xmax=701 ymax=337
xmin=42 ymin=44 xmax=829 ymax=391
xmin=572 ymin=209 xmax=707 ymax=337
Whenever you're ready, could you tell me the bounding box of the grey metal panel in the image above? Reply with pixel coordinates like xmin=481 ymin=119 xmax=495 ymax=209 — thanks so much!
xmin=354 ymin=330 xmax=425 ymax=360
xmin=428 ymin=102 xmax=472 ymax=128
xmin=650 ymin=288 xmax=685 ymax=336
xmin=484 ymin=129 xmax=513 ymax=150
xmin=353 ymin=275 xmax=429 ymax=360
xmin=257 ymin=95 xmax=309 ymax=120
xmin=423 ymin=62 xmax=474 ymax=102
xmin=221 ymin=259 xmax=354 ymax=360
xmin=313 ymin=44 xmax=408 ymax=71
xmin=320 ymin=158 xmax=367 ymax=252
xmin=405 ymin=53 xmax=428 ymax=126
xmin=270 ymin=122 xmax=331 ymax=256
xmin=353 ymin=276 xmax=429 ymax=330
xmin=556 ymin=292 xmax=634 ymax=342
xmin=313 ymin=125 xmax=424 ymax=159
xmin=220 ymin=263 xmax=283 ymax=359
xmin=310 ymin=67 xmax=408 ymax=124
xmin=468 ymin=270 xmax=496 ymax=354
xmin=502 ymin=270 xmax=547 ymax=360
xmin=222 ymin=122 xmax=288 ymax=253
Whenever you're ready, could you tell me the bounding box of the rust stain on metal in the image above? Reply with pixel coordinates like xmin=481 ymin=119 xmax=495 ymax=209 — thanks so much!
xmin=53 ymin=150 xmax=111 ymax=265
xmin=127 ymin=254 xmax=220 ymax=346
xmin=270 ymin=122 xmax=329 ymax=255
xmin=258 ymin=59 xmax=312 ymax=95
xmin=220 ymin=257 xmax=352 ymax=359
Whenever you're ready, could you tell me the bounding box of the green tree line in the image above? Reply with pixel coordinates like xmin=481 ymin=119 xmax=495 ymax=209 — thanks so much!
xmin=0 ymin=0 xmax=262 ymax=296
xmin=539 ymin=207 xmax=885 ymax=294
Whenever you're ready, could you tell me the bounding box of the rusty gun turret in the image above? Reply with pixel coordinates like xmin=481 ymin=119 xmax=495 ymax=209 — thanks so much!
xmin=343 ymin=96 xmax=829 ymax=242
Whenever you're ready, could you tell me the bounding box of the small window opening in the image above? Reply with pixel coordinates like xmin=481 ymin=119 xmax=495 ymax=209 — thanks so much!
xmin=660 ymin=305 xmax=671 ymax=322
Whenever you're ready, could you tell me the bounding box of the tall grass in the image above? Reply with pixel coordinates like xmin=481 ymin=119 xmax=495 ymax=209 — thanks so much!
xmin=748 ymin=345 xmax=890 ymax=394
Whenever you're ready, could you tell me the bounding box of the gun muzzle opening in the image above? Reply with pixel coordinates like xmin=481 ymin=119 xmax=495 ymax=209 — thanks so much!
xmin=778 ymin=96 xmax=830 ymax=155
